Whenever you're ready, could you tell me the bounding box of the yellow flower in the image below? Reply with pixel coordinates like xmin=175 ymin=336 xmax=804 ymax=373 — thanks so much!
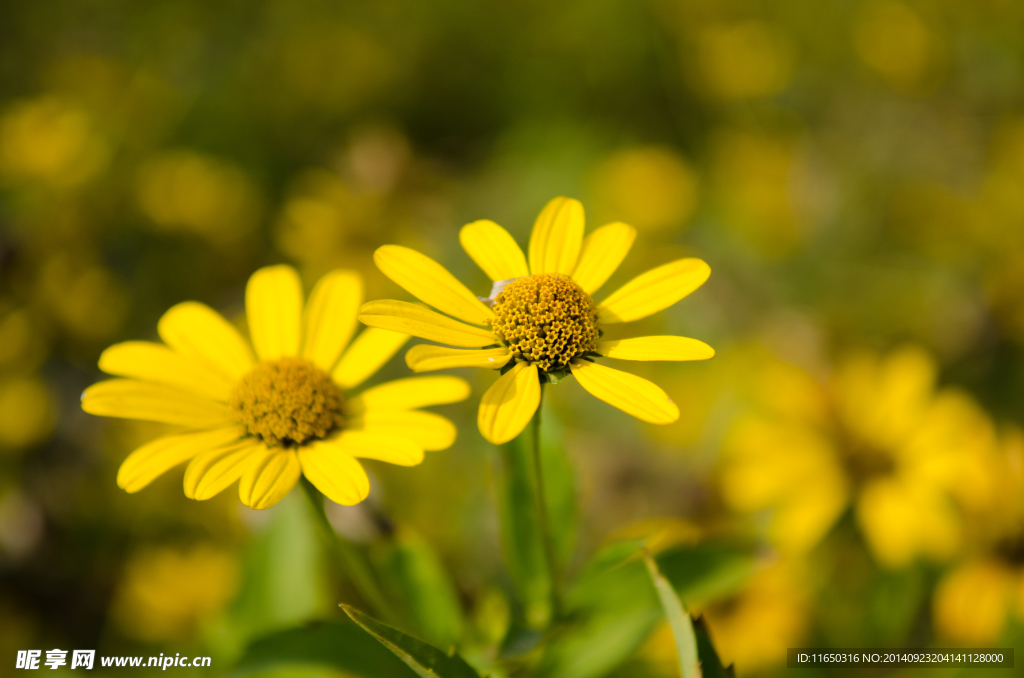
xmin=357 ymin=197 xmax=714 ymax=444
xmin=721 ymin=346 xmax=997 ymax=568
xmin=82 ymin=265 xmax=469 ymax=509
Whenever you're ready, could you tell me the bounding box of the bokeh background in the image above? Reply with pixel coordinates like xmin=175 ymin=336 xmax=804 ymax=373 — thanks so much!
xmin=3 ymin=0 xmax=1024 ymax=675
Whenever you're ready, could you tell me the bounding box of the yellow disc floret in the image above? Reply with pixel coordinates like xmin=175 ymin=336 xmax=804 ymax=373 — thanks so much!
xmin=490 ymin=274 xmax=600 ymax=372
xmin=230 ymin=357 xmax=344 ymax=447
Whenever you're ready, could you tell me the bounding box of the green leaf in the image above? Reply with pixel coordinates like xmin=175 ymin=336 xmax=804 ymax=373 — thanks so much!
xmin=232 ymin=619 xmax=419 ymax=677
xmin=657 ymin=541 xmax=760 ymax=605
xmin=375 ymin=527 xmax=465 ymax=648
xmin=342 ymin=605 xmax=482 ymax=678
xmin=644 ymin=551 xmax=700 ymax=678
xmin=693 ymin=616 xmax=735 ymax=678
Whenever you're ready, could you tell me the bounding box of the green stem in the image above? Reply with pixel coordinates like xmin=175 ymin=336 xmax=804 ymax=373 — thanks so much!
xmin=299 ymin=477 xmax=400 ymax=623
xmin=529 ymin=384 xmax=561 ymax=616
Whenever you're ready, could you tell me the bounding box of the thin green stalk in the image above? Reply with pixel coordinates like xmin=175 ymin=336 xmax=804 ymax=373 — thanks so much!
xmin=528 ymin=384 xmax=561 ymax=616
xmin=299 ymin=477 xmax=400 ymax=624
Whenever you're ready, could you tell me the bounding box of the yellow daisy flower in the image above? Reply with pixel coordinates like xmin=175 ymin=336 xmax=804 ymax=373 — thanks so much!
xmin=357 ymin=196 xmax=714 ymax=444
xmin=82 ymin=265 xmax=469 ymax=509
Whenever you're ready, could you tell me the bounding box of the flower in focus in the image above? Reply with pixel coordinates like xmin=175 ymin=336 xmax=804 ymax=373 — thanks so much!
xmin=721 ymin=347 xmax=997 ymax=568
xmin=358 ymin=197 xmax=714 ymax=445
xmin=82 ymin=265 xmax=469 ymax=509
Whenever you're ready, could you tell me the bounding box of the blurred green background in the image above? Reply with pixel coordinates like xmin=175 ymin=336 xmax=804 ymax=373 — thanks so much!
xmin=3 ymin=0 xmax=1024 ymax=675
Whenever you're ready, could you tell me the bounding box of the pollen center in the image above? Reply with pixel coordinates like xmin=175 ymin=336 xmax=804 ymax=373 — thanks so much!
xmin=230 ymin=357 xmax=344 ymax=447
xmin=490 ymin=274 xmax=600 ymax=372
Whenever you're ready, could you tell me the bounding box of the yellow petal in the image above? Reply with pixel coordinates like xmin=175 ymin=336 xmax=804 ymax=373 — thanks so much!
xmin=598 ymin=258 xmax=711 ymax=324
xmin=570 ymin=360 xmax=679 ymax=424
xmin=334 ymin=430 xmax=424 ymax=466
xmin=247 ymin=264 xmax=303 ymax=360
xmin=183 ymin=438 xmax=262 ymax=500
xmin=117 ymin=426 xmax=246 ymax=493
xmin=298 ymin=440 xmax=370 ymax=505
xmin=374 ymin=245 xmax=493 ymax=325
xmin=478 ymin=362 xmax=540 ymax=445
xmin=239 ymin=448 xmax=301 ymax=510
xmin=351 ymin=410 xmax=457 ymax=451
xmin=459 ymin=220 xmax=530 ymax=281
xmin=81 ymin=379 xmax=235 ymax=428
xmin=352 ymin=376 xmax=471 ymax=412
xmin=358 ymin=300 xmax=497 ymax=348
xmin=571 ymin=222 xmax=636 ymax=295
xmin=99 ymin=341 xmax=234 ymax=402
xmin=405 ymin=345 xmax=511 ymax=373
xmin=597 ymin=336 xmax=715 ymax=361
xmin=529 ymin=196 xmax=585 ymax=275
xmin=332 ymin=327 xmax=410 ymax=389
xmin=158 ymin=301 xmax=255 ymax=379
xmin=301 ymin=270 xmax=363 ymax=371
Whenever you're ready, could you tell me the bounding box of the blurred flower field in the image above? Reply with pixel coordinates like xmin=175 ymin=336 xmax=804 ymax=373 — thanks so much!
xmin=3 ymin=0 xmax=1024 ymax=676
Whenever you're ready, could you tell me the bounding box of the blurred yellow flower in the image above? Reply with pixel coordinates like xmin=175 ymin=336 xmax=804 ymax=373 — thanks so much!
xmin=721 ymin=347 xmax=997 ymax=568
xmin=0 ymin=376 xmax=55 ymax=450
xmin=82 ymin=265 xmax=469 ymax=509
xmin=853 ymin=1 xmax=933 ymax=88
xmin=694 ymin=22 xmax=793 ymax=100
xmin=0 ymin=97 xmax=109 ymax=188
xmin=589 ymin=146 xmax=699 ymax=233
xmin=37 ymin=253 xmax=128 ymax=340
xmin=358 ymin=197 xmax=714 ymax=444
xmin=112 ymin=545 xmax=238 ymax=642
xmin=136 ymin=150 xmax=261 ymax=245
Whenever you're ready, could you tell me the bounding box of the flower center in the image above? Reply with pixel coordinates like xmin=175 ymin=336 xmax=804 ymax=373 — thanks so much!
xmin=490 ymin=274 xmax=600 ymax=372
xmin=230 ymin=357 xmax=344 ymax=447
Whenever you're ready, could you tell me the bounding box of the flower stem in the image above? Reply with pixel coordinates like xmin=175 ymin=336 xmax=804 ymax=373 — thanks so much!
xmin=299 ymin=477 xmax=399 ymax=623
xmin=529 ymin=384 xmax=561 ymax=617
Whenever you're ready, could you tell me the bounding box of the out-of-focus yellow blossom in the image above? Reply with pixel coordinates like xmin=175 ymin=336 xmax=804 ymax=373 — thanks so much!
xmin=0 ymin=97 xmax=109 ymax=188
xmin=37 ymin=253 xmax=128 ymax=340
xmin=358 ymin=197 xmax=714 ymax=444
xmin=694 ymin=22 xmax=793 ymax=100
xmin=275 ymin=169 xmax=384 ymax=279
xmin=853 ymin=2 xmax=934 ymax=89
xmin=711 ymin=130 xmax=804 ymax=257
xmin=721 ymin=347 xmax=998 ymax=568
xmin=112 ymin=545 xmax=238 ymax=642
xmin=0 ymin=377 xmax=55 ymax=450
xmin=933 ymin=427 xmax=1024 ymax=644
xmin=136 ymin=150 xmax=261 ymax=245
xmin=700 ymin=561 xmax=809 ymax=676
xmin=589 ymin=147 xmax=699 ymax=233
xmin=0 ymin=308 xmax=38 ymax=369
xmin=82 ymin=265 xmax=468 ymax=509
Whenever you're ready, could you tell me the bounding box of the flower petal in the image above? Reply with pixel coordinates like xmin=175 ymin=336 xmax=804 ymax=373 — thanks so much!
xmin=529 ymin=197 xmax=585 ymax=275
xmin=352 ymin=376 xmax=471 ymax=412
xmin=333 ymin=430 xmax=424 ymax=466
xmin=358 ymin=300 xmax=497 ymax=348
xmin=247 ymin=264 xmax=303 ymax=360
xmin=158 ymin=301 xmax=255 ymax=379
xmin=82 ymin=379 xmax=235 ymax=428
xmin=598 ymin=258 xmax=710 ymax=324
xmin=332 ymin=328 xmax=410 ymax=389
xmin=99 ymin=341 xmax=234 ymax=402
xmin=459 ymin=220 xmax=530 ymax=281
xmin=117 ymin=426 xmax=246 ymax=493
xmin=571 ymin=222 xmax=636 ymax=295
xmin=570 ymin=360 xmax=679 ymax=424
xmin=351 ymin=410 xmax=457 ymax=451
xmin=184 ymin=438 xmax=263 ymax=500
xmin=597 ymin=336 xmax=715 ymax=361
xmin=299 ymin=440 xmax=370 ymax=506
xmin=477 ymin=362 xmax=540 ymax=445
xmin=302 ymin=270 xmax=363 ymax=371
xmin=374 ymin=245 xmax=494 ymax=325
xmin=239 ymin=448 xmax=302 ymax=510
xmin=405 ymin=345 xmax=511 ymax=373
